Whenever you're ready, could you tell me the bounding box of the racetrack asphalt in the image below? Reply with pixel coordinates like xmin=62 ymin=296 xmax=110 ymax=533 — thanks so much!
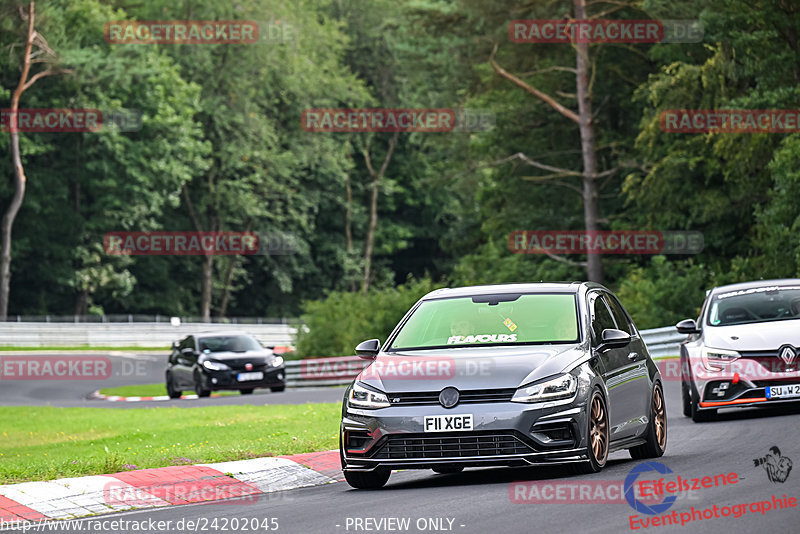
xmin=0 ymin=352 xmax=345 ymax=407
xmin=2 ymin=373 xmax=798 ymax=533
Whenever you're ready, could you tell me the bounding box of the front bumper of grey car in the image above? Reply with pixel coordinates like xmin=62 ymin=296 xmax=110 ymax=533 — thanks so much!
xmin=341 ymin=386 xmax=592 ymax=472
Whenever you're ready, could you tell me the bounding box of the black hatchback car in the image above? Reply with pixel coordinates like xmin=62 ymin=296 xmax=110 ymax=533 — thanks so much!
xmin=340 ymin=282 xmax=666 ymax=489
xmin=166 ymin=332 xmax=286 ymax=398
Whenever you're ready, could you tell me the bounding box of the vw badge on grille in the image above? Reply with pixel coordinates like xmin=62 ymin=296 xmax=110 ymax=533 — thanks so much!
xmin=779 ymin=346 xmax=797 ymax=367
xmin=439 ymin=387 xmax=460 ymax=408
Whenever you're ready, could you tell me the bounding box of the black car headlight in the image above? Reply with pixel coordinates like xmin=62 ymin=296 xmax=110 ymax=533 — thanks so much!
xmin=512 ymin=374 xmax=577 ymax=403
xmin=202 ymin=360 xmax=230 ymax=371
xmin=270 ymin=356 xmax=284 ymax=367
xmin=348 ymin=382 xmax=391 ymax=409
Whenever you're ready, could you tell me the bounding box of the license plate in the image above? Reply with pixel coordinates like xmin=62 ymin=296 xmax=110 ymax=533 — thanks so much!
xmin=237 ymin=371 xmax=263 ymax=382
xmin=423 ymin=414 xmax=473 ymax=432
xmin=766 ymin=384 xmax=800 ymax=399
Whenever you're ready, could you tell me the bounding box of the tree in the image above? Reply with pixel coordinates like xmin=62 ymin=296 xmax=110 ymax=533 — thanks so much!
xmin=2 ymin=2 xmax=69 ymax=319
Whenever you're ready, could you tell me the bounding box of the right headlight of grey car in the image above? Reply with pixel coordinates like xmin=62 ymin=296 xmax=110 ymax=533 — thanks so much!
xmin=348 ymin=382 xmax=391 ymax=409
xmin=511 ymin=373 xmax=577 ymax=403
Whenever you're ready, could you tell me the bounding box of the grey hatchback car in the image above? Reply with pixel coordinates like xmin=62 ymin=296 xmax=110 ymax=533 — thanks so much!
xmin=340 ymin=282 xmax=666 ymax=489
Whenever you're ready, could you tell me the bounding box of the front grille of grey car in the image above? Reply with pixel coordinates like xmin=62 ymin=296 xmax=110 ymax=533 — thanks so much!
xmin=371 ymin=431 xmax=535 ymax=459
xmin=387 ymin=388 xmax=516 ymax=406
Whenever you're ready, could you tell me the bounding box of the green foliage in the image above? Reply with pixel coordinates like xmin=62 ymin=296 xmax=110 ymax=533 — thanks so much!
xmin=615 ymin=256 xmax=710 ymax=329
xmin=296 ymin=277 xmax=443 ymax=357
xmin=0 ymin=0 xmax=798 ymax=332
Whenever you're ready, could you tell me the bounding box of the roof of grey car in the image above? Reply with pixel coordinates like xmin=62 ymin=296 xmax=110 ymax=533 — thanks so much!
xmin=710 ymin=278 xmax=800 ymax=294
xmin=421 ymin=281 xmax=598 ymax=300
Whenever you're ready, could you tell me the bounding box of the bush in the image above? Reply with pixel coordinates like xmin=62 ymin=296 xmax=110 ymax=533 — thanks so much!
xmin=614 ymin=256 xmax=709 ymax=329
xmin=296 ymin=277 xmax=443 ymax=357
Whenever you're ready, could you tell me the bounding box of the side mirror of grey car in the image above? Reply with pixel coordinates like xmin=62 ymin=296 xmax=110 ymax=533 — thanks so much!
xmin=675 ymin=319 xmax=701 ymax=334
xmin=181 ymin=347 xmax=195 ymax=356
xmin=355 ymin=339 xmax=381 ymax=360
xmin=597 ymin=328 xmax=631 ymax=353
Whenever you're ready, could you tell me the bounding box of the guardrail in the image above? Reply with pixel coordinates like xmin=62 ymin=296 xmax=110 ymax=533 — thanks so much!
xmin=0 ymin=322 xmax=295 ymax=347
xmin=285 ymin=326 xmax=685 ymax=387
xmin=641 ymin=326 xmax=686 ymax=358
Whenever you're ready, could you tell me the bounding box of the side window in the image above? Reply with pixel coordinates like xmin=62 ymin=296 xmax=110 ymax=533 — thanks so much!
xmin=590 ymin=294 xmax=617 ymax=346
xmin=179 ymin=336 xmax=194 ymax=352
xmin=606 ymin=295 xmax=633 ymax=335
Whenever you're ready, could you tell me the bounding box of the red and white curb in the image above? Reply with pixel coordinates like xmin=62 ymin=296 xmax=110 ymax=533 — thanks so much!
xmin=0 ymin=451 xmax=341 ymax=522
xmin=90 ymin=391 xmax=203 ymax=402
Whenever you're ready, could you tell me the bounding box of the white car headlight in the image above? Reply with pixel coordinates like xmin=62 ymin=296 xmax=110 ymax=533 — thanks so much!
xmin=271 ymin=356 xmax=284 ymax=367
xmin=202 ymin=360 xmax=230 ymax=371
xmin=701 ymin=347 xmax=740 ymax=371
xmin=348 ymin=382 xmax=391 ymax=409
xmin=512 ymin=374 xmax=577 ymax=403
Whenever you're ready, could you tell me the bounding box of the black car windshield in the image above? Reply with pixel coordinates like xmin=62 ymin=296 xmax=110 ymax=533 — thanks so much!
xmin=198 ymin=335 xmax=263 ymax=353
xmin=388 ymin=293 xmax=580 ymax=350
xmin=707 ymin=285 xmax=800 ymax=326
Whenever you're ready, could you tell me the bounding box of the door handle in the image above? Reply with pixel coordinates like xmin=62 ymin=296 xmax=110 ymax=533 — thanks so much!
xmin=627 ymin=352 xmax=639 ymax=361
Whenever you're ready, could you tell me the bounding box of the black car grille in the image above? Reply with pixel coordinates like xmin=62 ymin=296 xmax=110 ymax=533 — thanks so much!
xmin=737 ymin=348 xmax=799 ymax=374
xmin=387 ymin=388 xmax=515 ymax=406
xmin=371 ymin=431 xmax=535 ymax=459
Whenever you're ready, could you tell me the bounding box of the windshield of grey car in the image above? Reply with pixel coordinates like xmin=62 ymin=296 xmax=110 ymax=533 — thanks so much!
xmin=388 ymin=293 xmax=580 ymax=350
xmin=707 ymin=285 xmax=800 ymax=326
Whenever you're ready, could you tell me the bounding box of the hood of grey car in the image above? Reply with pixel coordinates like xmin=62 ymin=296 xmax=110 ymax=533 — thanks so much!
xmin=199 ymin=350 xmax=274 ymax=361
xmin=703 ymin=320 xmax=800 ymax=351
xmin=357 ymin=344 xmax=583 ymax=392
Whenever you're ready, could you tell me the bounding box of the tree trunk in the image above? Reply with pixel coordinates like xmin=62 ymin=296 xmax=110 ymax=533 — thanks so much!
xmin=361 ymin=132 xmax=399 ymax=294
xmin=574 ymin=0 xmax=604 ymax=283
xmin=1 ymin=3 xmax=35 ymax=320
xmin=345 ymin=169 xmax=357 ymax=293
xmin=201 ymin=253 xmax=213 ymax=322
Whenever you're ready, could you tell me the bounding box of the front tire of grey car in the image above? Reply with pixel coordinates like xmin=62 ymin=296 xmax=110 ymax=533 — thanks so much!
xmin=574 ymin=389 xmax=609 ymax=474
xmin=166 ymin=373 xmax=182 ymax=399
xmin=193 ymin=371 xmax=211 ymax=398
xmin=630 ymin=382 xmax=667 ymax=459
xmin=343 ymin=469 xmax=391 ymax=489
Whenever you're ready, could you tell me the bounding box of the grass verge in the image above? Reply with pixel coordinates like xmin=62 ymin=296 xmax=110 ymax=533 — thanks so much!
xmin=0 ymin=403 xmax=339 ymax=484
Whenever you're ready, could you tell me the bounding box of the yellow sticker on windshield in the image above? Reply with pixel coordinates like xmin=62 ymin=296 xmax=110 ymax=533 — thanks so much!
xmin=503 ymin=318 xmax=518 ymax=332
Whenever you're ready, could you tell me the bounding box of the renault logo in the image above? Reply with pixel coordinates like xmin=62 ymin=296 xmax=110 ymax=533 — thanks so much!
xmin=439 ymin=387 xmax=460 ymax=408
xmin=779 ymin=346 xmax=797 ymax=367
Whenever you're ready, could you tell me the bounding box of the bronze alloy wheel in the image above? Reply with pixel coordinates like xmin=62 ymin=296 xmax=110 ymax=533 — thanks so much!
xmin=589 ymin=392 xmax=609 ymax=465
xmin=653 ymin=384 xmax=667 ymax=450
